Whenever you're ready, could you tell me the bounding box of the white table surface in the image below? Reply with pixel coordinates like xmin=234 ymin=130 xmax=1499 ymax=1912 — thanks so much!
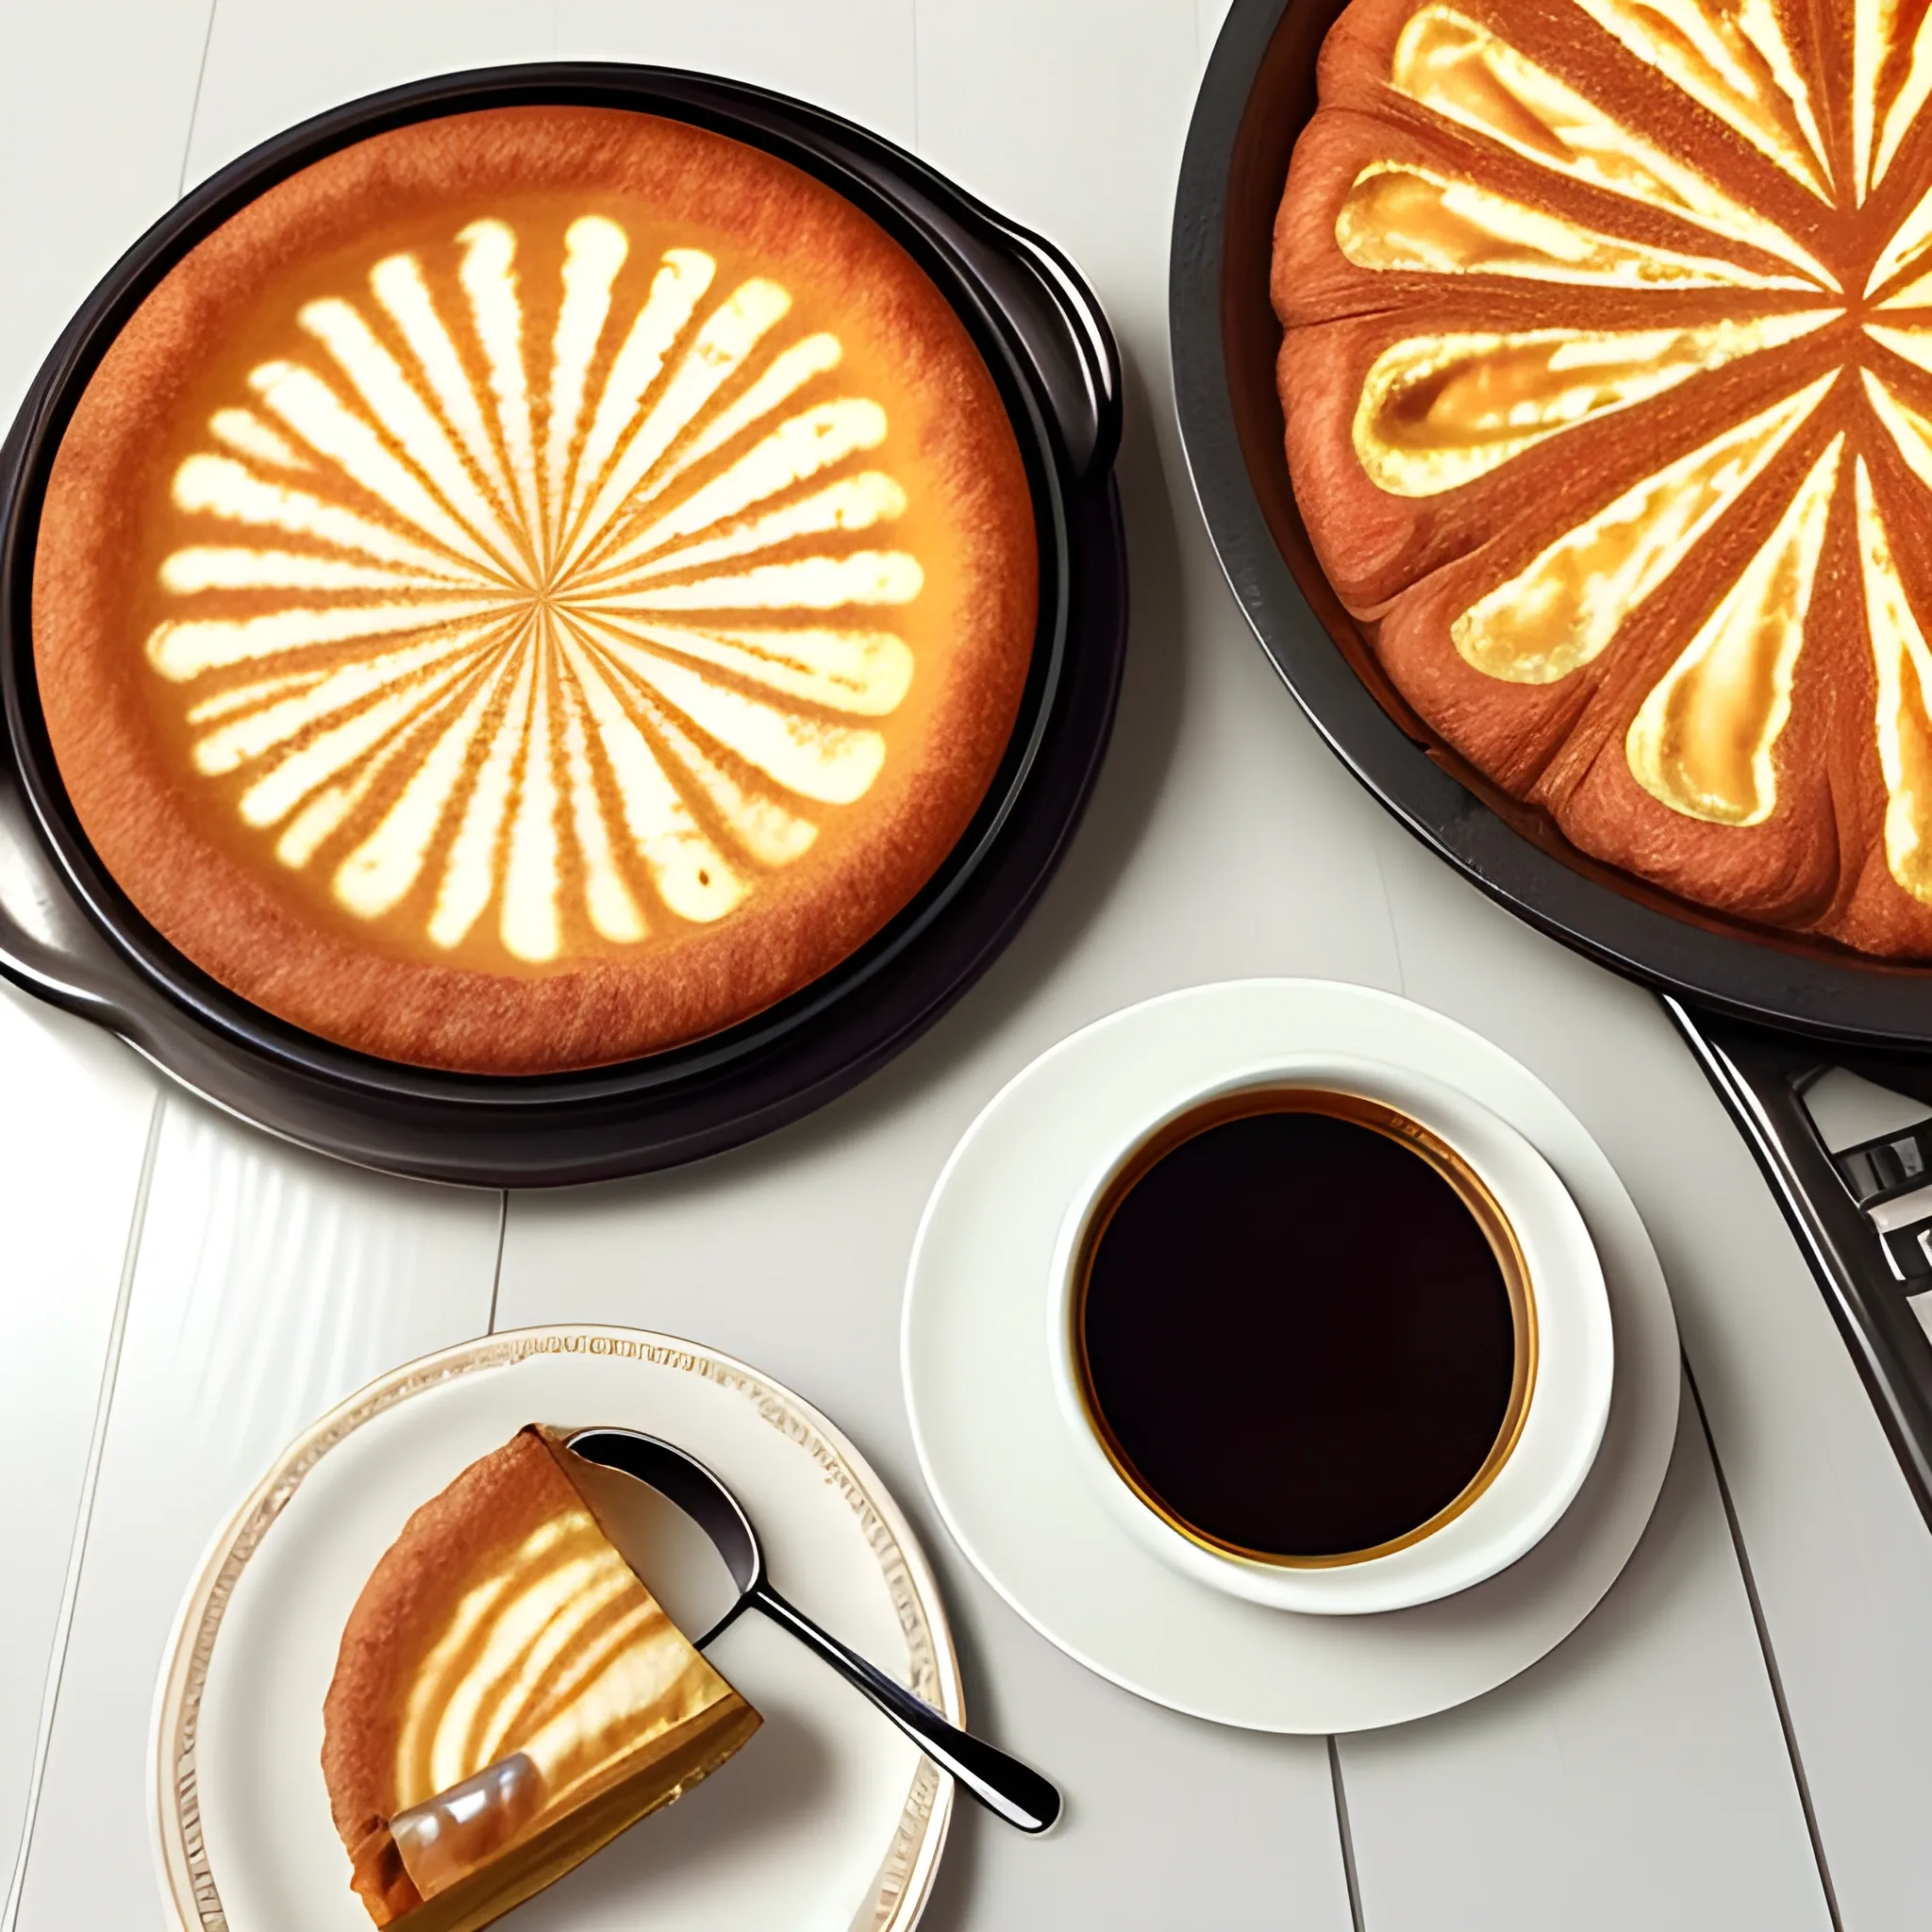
xmin=0 ymin=2 xmax=1926 ymax=1927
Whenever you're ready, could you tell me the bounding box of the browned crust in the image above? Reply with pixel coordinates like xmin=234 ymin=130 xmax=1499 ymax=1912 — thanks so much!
xmin=35 ymin=107 xmax=1038 ymax=1072
xmin=1272 ymin=0 xmax=1932 ymax=960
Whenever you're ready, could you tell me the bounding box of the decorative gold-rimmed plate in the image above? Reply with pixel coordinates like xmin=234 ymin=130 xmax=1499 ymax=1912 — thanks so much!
xmin=150 ymin=1326 xmax=958 ymax=1932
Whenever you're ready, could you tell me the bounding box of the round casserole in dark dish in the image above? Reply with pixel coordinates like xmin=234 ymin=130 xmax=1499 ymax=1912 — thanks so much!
xmin=0 ymin=63 xmax=1127 ymax=1185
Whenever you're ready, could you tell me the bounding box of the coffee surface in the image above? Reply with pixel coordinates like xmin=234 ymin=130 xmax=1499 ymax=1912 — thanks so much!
xmin=1080 ymin=1106 xmax=1517 ymax=1559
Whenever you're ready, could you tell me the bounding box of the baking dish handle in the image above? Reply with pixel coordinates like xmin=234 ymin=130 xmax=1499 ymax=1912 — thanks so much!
xmin=969 ymin=212 xmax=1122 ymax=484
xmin=1666 ymin=996 xmax=1932 ymax=1531
xmin=0 ymin=758 xmax=143 ymax=1030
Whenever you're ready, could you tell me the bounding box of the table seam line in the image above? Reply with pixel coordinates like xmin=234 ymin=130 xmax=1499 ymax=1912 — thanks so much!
xmin=0 ymin=1090 xmax=166 ymax=1932
xmin=1688 ymin=1361 xmax=1843 ymax=1932
xmin=1327 ymin=1733 xmax=1367 ymax=1932
xmin=1367 ymin=835 xmax=1407 ymax=999
xmin=909 ymin=0 xmax=921 ymax=152
xmin=175 ymin=0 xmax=219 ymax=198
xmin=485 ymin=1190 xmax=508 ymax=1333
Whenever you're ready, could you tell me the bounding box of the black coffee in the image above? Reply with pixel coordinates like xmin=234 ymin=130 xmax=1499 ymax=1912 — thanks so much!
xmin=1076 ymin=1097 xmax=1521 ymax=1560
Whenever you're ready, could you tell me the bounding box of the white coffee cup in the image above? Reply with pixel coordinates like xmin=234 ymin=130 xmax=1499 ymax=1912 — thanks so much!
xmin=1044 ymin=1053 xmax=1613 ymax=1614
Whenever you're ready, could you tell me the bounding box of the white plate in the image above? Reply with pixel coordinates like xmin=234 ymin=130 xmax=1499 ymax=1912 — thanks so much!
xmin=1042 ymin=1053 xmax=1615 ymax=1613
xmin=902 ymin=979 xmax=1680 ymax=1733
xmin=152 ymin=1328 xmax=959 ymax=1932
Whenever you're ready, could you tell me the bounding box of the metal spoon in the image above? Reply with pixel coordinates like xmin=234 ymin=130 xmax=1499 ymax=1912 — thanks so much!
xmin=565 ymin=1426 xmax=1061 ymax=1834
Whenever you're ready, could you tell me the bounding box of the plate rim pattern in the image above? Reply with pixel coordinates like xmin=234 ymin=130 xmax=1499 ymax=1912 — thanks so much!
xmin=149 ymin=1323 xmax=960 ymax=1932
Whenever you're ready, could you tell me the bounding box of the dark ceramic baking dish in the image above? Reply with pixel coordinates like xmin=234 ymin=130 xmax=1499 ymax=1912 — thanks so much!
xmin=0 ymin=62 xmax=1127 ymax=1187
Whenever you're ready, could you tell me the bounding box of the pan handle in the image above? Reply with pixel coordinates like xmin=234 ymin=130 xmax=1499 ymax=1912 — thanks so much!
xmin=0 ymin=755 xmax=142 ymax=1031
xmin=959 ymin=210 xmax=1123 ymax=484
xmin=1665 ymin=996 xmax=1932 ymax=1529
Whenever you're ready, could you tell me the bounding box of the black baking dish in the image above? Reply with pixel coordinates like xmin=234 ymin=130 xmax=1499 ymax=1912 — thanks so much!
xmin=0 ymin=63 xmax=1127 ymax=1187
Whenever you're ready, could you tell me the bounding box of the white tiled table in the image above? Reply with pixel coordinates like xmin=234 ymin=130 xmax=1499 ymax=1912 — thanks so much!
xmin=2 ymin=3 xmax=1927 ymax=1926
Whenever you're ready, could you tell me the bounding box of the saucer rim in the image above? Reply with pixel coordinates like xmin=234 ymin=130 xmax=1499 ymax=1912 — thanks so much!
xmin=902 ymin=976 xmax=1681 ymax=1733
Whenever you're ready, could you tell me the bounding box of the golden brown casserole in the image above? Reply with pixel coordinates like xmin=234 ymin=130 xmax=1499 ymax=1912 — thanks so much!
xmin=36 ymin=107 xmax=1037 ymax=1068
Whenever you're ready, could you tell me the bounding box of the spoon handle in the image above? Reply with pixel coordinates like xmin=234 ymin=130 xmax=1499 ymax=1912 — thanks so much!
xmin=749 ymin=1583 xmax=1061 ymax=1833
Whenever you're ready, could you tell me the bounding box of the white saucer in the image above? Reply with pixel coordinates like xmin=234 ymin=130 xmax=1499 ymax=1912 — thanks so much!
xmin=152 ymin=1329 xmax=959 ymax=1932
xmin=902 ymin=980 xmax=1680 ymax=1733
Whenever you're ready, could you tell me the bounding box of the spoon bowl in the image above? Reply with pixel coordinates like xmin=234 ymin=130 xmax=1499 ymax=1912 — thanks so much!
xmin=565 ymin=1425 xmax=1062 ymax=1834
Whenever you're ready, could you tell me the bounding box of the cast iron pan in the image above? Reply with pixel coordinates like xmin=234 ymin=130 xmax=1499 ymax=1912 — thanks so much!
xmin=1174 ymin=0 xmax=1932 ymax=1528
xmin=0 ymin=63 xmax=1126 ymax=1188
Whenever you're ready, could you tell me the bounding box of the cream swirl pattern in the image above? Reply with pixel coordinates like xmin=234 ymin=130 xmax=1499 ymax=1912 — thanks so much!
xmin=320 ymin=1422 xmax=758 ymax=1926
xmin=1341 ymin=3 xmax=1932 ymax=840
xmin=1282 ymin=0 xmax=1932 ymax=939
xmin=393 ymin=1506 xmax=719 ymax=1818
xmin=147 ymin=213 xmax=921 ymax=964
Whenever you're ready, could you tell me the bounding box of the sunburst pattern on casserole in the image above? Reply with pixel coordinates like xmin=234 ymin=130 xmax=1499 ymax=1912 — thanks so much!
xmin=1277 ymin=0 xmax=1932 ymax=954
